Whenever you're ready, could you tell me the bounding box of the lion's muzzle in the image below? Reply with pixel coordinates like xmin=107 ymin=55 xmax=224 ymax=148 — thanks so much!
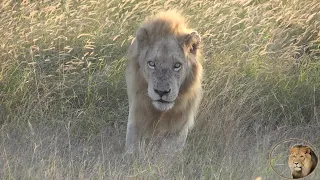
xmin=293 ymin=162 xmax=302 ymax=171
xmin=154 ymin=88 xmax=171 ymax=97
xmin=148 ymin=83 xmax=178 ymax=111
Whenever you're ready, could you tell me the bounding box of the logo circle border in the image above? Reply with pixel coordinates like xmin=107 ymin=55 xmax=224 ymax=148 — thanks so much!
xmin=269 ymin=138 xmax=319 ymax=180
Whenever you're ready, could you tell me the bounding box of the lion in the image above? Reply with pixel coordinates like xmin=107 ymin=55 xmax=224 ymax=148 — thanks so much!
xmin=288 ymin=144 xmax=318 ymax=179
xmin=125 ymin=10 xmax=203 ymax=154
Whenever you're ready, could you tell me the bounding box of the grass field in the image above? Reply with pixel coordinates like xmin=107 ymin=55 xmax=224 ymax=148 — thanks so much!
xmin=0 ymin=0 xmax=320 ymax=179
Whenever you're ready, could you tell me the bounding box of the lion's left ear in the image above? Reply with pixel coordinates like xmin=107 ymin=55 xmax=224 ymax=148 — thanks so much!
xmin=305 ymin=147 xmax=311 ymax=154
xmin=180 ymin=31 xmax=201 ymax=55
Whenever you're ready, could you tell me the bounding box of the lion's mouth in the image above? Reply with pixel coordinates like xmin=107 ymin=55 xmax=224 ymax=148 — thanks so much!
xmin=156 ymin=99 xmax=173 ymax=104
xmin=294 ymin=167 xmax=302 ymax=171
xmin=152 ymin=99 xmax=175 ymax=111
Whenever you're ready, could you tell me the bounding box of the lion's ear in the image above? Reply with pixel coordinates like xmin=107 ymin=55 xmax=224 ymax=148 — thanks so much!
xmin=181 ymin=31 xmax=201 ymax=55
xmin=290 ymin=148 xmax=295 ymax=154
xmin=136 ymin=27 xmax=149 ymax=47
xmin=305 ymin=147 xmax=311 ymax=154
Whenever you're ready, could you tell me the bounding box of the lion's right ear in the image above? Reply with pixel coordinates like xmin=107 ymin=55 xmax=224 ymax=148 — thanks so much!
xmin=290 ymin=148 xmax=294 ymax=154
xmin=136 ymin=27 xmax=149 ymax=48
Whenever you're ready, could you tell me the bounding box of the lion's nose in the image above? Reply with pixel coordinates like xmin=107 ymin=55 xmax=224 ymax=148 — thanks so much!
xmin=154 ymin=89 xmax=171 ymax=97
xmin=295 ymin=162 xmax=298 ymax=165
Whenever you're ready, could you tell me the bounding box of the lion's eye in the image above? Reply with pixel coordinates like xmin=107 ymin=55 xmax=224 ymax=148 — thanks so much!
xmin=148 ymin=61 xmax=155 ymax=69
xmin=173 ymin=62 xmax=182 ymax=71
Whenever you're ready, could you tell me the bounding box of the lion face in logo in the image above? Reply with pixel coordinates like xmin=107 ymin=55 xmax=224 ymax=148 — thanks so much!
xmin=288 ymin=145 xmax=318 ymax=179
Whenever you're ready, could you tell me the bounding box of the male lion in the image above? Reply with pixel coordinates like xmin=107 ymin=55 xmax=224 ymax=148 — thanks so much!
xmin=288 ymin=144 xmax=318 ymax=179
xmin=125 ymin=10 xmax=203 ymax=154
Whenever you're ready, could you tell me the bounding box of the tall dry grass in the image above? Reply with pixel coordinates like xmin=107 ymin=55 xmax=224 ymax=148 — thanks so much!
xmin=0 ymin=0 xmax=319 ymax=179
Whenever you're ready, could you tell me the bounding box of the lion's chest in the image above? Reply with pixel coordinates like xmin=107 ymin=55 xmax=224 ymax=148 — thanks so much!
xmin=138 ymin=109 xmax=190 ymax=137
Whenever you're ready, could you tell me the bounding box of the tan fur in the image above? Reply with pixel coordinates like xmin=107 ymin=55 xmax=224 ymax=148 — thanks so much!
xmin=125 ymin=10 xmax=203 ymax=154
xmin=288 ymin=145 xmax=318 ymax=179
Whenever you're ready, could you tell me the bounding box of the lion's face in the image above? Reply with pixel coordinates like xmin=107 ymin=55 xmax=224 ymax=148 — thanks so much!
xmin=288 ymin=146 xmax=313 ymax=173
xmin=139 ymin=37 xmax=189 ymax=111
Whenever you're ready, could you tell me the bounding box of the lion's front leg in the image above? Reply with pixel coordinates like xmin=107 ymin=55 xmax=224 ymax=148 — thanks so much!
xmin=125 ymin=107 xmax=141 ymax=154
xmin=159 ymin=126 xmax=189 ymax=154
xmin=125 ymin=120 xmax=141 ymax=154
